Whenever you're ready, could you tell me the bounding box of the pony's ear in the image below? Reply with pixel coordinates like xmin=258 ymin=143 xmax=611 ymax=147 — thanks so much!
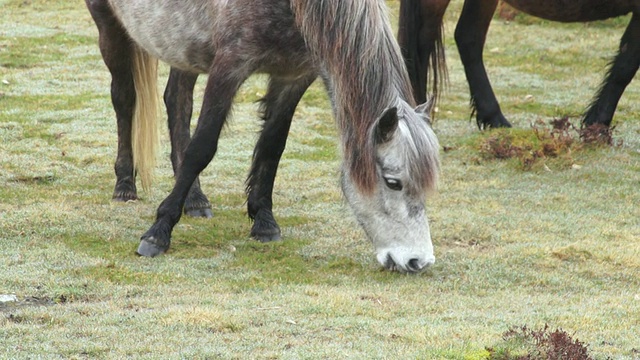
xmin=375 ymin=106 xmax=398 ymax=144
xmin=415 ymin=95 xmax=436 ymax=116
xmin=415 ymin=95 xmax=435 ymax=126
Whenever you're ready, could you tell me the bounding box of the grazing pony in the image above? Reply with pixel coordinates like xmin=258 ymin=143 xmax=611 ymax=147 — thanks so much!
xmin=398 ymin=0 xmax=640 ymax=129
xmin=85 ymin=0 xmax=440 ymax=273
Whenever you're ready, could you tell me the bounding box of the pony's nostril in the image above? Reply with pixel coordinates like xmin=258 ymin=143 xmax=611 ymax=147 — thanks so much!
xmin=407 ymin=258 xmax=423 ymax=273
xmin=384 ymin=253 xmax=396 ymax=270
xmin=380 ymin=253 xmax=434 ymax=273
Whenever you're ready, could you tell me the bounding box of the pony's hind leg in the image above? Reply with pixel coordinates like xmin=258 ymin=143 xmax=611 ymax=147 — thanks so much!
xmin=455 ymin=0 xmax=512 ymax=129
xmin=138 ymin=54 xmax=253 ymax=257
xmin=164 ymin=68 xmax=213 ymax=218
xmin=86 ymin=0 xmax=139 ymax=201
xmin=246 ymin=74 xmax=316 ymax=242
xmin=583 ymin=13 xmax=640 ymax=127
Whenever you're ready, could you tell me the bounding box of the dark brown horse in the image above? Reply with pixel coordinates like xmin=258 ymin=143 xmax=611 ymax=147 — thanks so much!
xmin=398 ymin=0 xmax=640 ymax=129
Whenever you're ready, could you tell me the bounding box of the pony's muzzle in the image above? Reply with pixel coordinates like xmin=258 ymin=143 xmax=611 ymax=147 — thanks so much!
xmin=377 ymin=251 xmax=435 ymax=273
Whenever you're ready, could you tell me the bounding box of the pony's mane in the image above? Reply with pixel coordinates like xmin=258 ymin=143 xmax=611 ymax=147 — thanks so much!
xmin=291 ymin=0 xmax=420 ymax=193
xmin=394 ymin=108 xmax=440 ymax=195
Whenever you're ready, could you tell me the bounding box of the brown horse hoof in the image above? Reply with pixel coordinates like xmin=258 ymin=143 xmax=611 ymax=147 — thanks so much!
xmin=136 ymin=239 xmax=167 ymax=257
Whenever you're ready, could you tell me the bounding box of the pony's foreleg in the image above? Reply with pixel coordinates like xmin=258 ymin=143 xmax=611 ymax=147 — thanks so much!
xmin=86 ymin=0 xmax=138 ymax=201
xmin=246 ymin=75 xmax=316 ymax=242
xmin=455 ymin=0 xmax=511 ymax=129
xmin=583 ymin=13 xmax=640 ymax=127
xmin=138 ymin=55 xmax=251 ymax=257
xmin=164 ymin=68 xmax=213 ymax=218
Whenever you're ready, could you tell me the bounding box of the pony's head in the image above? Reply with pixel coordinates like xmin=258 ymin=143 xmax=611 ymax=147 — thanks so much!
xmin=341 ymin=99 xmax=440 ymax=273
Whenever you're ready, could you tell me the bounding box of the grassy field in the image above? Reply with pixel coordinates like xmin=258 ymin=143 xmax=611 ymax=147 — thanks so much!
xmin=1 ymin=0 xmax=639 ymax=359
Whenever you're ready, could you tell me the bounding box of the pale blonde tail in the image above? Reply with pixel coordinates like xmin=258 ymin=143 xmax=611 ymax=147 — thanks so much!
xmin=131 ymin=47 xmax=160 ymax=193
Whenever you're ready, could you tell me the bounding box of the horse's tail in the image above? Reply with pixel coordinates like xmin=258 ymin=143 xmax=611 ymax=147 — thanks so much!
xmin=397 ymin=0 xmax=448 ymax=105
xmin=131 ymin=46 xmax=159 ymax=192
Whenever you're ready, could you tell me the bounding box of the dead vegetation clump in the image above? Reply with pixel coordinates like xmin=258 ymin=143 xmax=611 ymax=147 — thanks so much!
xmin=478 ymin=117 xmax=619 ymax=170
xmin=486 ymin=324 xmax=606 ymax=360
xmin=579 ymin=123 xmax=617 ymax=146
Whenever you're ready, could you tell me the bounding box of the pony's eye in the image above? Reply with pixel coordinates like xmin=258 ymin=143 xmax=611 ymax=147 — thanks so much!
xmin=384 ymin=177 xmax=403 ymax=191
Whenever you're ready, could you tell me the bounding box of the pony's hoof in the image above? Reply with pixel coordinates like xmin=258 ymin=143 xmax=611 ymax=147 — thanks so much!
xmin=250 ymin=209 xmax=281 ymax=242
xmin=136 ymin=238 xmax=166 ymax=257
xmin=184 ymin=207 xmax=213 ymax=218
xmin=113 ymin=178 xmax=138 ymax=202
xmin=251 ymin=227 xmax=282 ymax=242
xmin=112 ymin=191 xmax=138 ymax=202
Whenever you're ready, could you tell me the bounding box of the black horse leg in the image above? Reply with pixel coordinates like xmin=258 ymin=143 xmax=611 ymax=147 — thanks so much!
xmin=398 ymin=0 xmax=450 ymax=105
xmin=138 ymin=54 xmax=251 ymax=257
xmin=246 ymin=75 xmax=316 ymax=242
xmin=164 ymin=68 xmax=213 ymax=218
xmin=85 ymin=0 xmax=138 ymax=200
xmin=455 ymin=0 xmax=512 ymax=129
xmin=583 ymin=13 xmax=640 ymax=127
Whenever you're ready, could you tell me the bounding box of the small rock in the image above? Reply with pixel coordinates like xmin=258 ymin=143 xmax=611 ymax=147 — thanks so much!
xmin=0 ymin=294 xmax=18 ymax=303
xmin=572 ymin=164 xmax=582 ymax=170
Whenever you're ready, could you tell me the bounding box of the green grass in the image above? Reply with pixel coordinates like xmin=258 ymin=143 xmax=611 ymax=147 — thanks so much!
xmin=1 ymin=0 xmax=639 ymax=359
xmin=0 ymin=34 xmax=95 ymax=68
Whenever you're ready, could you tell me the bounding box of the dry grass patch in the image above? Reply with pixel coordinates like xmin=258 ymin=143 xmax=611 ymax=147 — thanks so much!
xmin=488 ymin=324 xmax=604 ymax=360
xmin=477 ymin=117 xmax=623 ymax=170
